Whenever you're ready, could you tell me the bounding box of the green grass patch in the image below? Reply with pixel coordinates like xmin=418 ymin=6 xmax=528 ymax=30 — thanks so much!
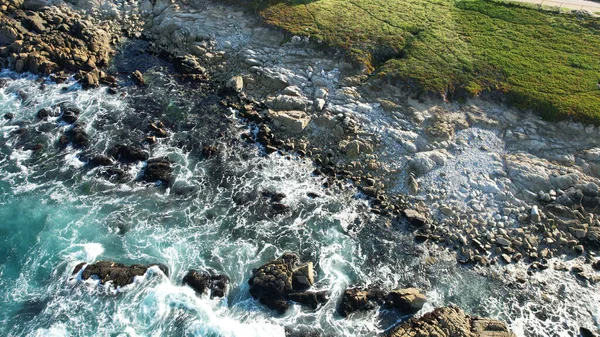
xmin=223 ymin=0 xmax=600 ymax=124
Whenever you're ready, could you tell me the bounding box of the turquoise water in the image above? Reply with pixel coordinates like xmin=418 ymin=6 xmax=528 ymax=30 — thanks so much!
xmin=0 ymin=71 xmax=598 ymax=337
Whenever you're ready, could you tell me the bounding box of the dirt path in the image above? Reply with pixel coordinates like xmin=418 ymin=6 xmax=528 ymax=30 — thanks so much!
xmin=508 ymin=0 xmax=600 ymax=12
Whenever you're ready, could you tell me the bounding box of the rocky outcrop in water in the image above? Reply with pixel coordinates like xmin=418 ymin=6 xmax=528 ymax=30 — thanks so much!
xmin=248 ymin=253 xmax=326 ymax=313
xmin=337 ymin=287 xmax=426 ymax=317
xmin=142 ymin=157 xmax=172 ymax=184
xmin=0 ymin=0 xmax=117 ymax=86
xmin=183 ymin=269 xmax=230 ymax=298
xmin=72 ymin=261 xmax=169 ymax=287
xmin=386 ymin=306 xmax=516 ymax=337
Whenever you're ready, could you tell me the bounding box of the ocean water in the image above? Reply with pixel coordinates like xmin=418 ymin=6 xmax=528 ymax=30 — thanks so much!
xmin=0 ymin=69 xmax=598 ymax=337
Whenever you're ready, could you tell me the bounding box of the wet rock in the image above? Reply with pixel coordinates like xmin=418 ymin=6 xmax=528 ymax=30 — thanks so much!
xmin=386 ymin=288 xmax=427 ymax=314
xmin=337 ymin=288 xmax=383 ymax=317
xmin=65 ymin=126 xmax=89 ymax=148
xmin=88 ymin=154 xmax=113 ymax=167
xmin=580 ymin=327 xmax=598 ymax=337
xmin=173 ymin=54 xmax=206 ymax=77
xmin=182 ymin=269 xmax=230 ymax=298
xmin=404 ymin=209 xmax=427 ymax=227
xmin=3 ymin=112 xmax=14 ymax=120
xmin=248 ymin=253 xmax=315 ymax=313
xmin=387 ymin=306 xmax=516 ymax=337
xmin=58 ymin=103 xmax=82 ymax=124
xmin=592 ymin=259 xmax=600 ymax=271
xmin=262 ymin=191 xmax=286 ymax=202
xmin=99 ymin=167 xmax=126 ymax=182
xmin=109 ymin=144 xmax=149 ymax=163
xmin=288 ymin=291 xmax=328 ymax=309
xmin=149 ymin=122 xmax=168 ymax=138
xmin=72 ymin=261 xmax=168 ymax=288
xmin=36 ymin=107 xmax=53 ymax=120
xmin=132 ymin=70 xmax=145 ymax=86
xmin=142 ymin=158 xmax=172 ymax=184
xmin=202 ymin=145 xmax=218 ymax=158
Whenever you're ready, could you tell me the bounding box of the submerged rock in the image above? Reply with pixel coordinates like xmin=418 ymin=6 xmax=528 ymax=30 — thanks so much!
xmin=248 ymin=253 xmax=322 ymax=313
xmin=182 ymin=269 xmax=230 ymax=298
xmin=386 ymin=306 xmax=516 ymax=337
xmin=72 ymin=261 xmax=168 ymax=288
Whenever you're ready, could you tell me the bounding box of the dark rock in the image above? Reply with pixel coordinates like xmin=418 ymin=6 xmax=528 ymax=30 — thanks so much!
xmin=403 ymin=209 xmax=427 ymax=227
xmin=592 ymin=259 xmax=600 ymax=271
xmin=265 ymin=145 xmax=278 ymax=154
xmin=182 ymin=270 xmax=230 ymax=298
xmin=272 ymin=203 xmax=289 ymax=213
xmin=288 ymin=291 xmax=328 ymax=309
xmin=149 ymin=123 xmax=168 ymax=138
xmin=362 ymin=186 xmax=379 ymax=198
xmin=202 ymin=145 xmax=218 ymax=158
xmin=72 ymin=261 xmax=168 ymax=288
xmin=337 ymin=288 xmax=383 ymax=317
xmin=65 ymin=126 xmax=89 ymax=148
xmin=36 ymin=107 xmax=53 ymax=120
xmin=262 ymin=191 xmax=286 ymax=202
xmin=580 ymin=327 xmax=598 ymax=337
xmin=132 ymin=70 xmax=144 ymax=86
xmin=142 ymin=158 xmax=172 ymax=184
xmin=173 ymin=54 xmax=206 ymax=75
xmin=88 ymin=154 xmax=113 ymax=167
xmin=109 ymin=144 xmax=149 ymax=163
xmin=99 ymin=167 xmax=126 ymax=182
xmin=248 ymin=253 xmax=315 ymax=313
xmin=58 ymin=103 xmax=82 ymax=124
xmin=3 ymin=113 xmax=14 ymax=120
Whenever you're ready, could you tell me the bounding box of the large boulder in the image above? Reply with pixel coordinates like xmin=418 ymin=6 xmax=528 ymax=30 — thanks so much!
xmin=266 ymin=110 xmax=311 ymax=135
xmin=182 ymin=269 xmax=230 ymax=298
xmin=386 ymin=288 xmax=427 ymax=314
xmin=72 ymin=261 xmax=168 ymax=288
xmin=387 ymin=306 xmax=516 ymax=337
xmin=248 ymin=253 xmax=322 ymax=313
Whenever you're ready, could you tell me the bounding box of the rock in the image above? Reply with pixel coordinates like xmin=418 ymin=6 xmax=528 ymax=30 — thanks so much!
xmin=142 ymin=158 xmax=172 ymax=184
xmin=291 ymin=262 xmax=314 ymax=291
xmin=65 ymin=126 xmax=89 ymax=148
xmin=36 ymin=107 xmax=53 ymax=120
xmin=531 ymin=205 xmax=541 ymax=222
xmin=266 ymin=110 xmax=311 ymax=134
xmin=227 ymin=75 xmax=244 ymax=93
xmin=409 ymin=154 xmax=436 ymax=176
xmin=202 ymin=145 xmax=218 ymax=158
xmin=386 ymin=288 xmax=427 ymax=314
xmin=287 ymin=291 xmax=328 ymax=309
xmin=58 ymin=103 xmax=82 ymax=124
xmin=592 ymin=260 xmax=600 ymax=271
xmin=132 ymin=70 xmax=145 ymax=86
xmin=72 ymin=261 xmax=168 ymax=288
xmin=4 ymin=112 xmax=14 ymax=120
xmin=248 ymin=253 xmax=315 ymax=313
xmin=267 ymin=95 xmax=310 ymax=112
xmin=362 ymin=186 xmax=379 ymax=198
xmin=496 ymin=237 xmax=511 ymax=247
xmin=387 ymin=306 xmax=516 ymax=337
xmin=337 ymin=288 xmax=380 ymax=317
xmin=173 ymin=54 xmax=206 ymax=75
xmin=182 ymin=270 xmax=230 ymax=298
xmin=109 ymin=144 xmax=149 ymax=163
xmin=580 ymin=327 xmax=598 ymax=337
xmin=404 ymin=209 xmax=427 ymax=227
xmin=88 ymin=154 xmax=113 ymax=167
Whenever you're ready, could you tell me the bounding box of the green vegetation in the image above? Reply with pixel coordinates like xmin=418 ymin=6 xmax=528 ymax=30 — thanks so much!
xmin=229 ymin=0 xmax=600 ymax=123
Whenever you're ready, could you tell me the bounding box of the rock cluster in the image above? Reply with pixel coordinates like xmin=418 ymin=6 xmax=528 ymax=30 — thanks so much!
xmin=337 ymin=287 xmax=426 ymax=317
xmin=182 ymin=269 xmax=230 ymax=298
xmin=72 ymin=261 xmax=169 ymax=288
xmin=248 ymin=253 xmax=327 ymax=313
xmin=0 ymin=1 xmax=117 ymax=87
xmin=386 ymin=306 xmax=516 ymax=337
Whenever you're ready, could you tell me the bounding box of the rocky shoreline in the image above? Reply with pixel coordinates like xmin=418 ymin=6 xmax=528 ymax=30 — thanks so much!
xmin=69 ymin=255 xmax=516 ymax=337
xmin=2 ymin=0 xmax=600 ymax=335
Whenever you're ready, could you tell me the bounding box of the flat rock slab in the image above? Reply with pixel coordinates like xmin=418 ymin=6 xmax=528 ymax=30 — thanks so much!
xmin=72 ymin=261 xmax=169 ymax=288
